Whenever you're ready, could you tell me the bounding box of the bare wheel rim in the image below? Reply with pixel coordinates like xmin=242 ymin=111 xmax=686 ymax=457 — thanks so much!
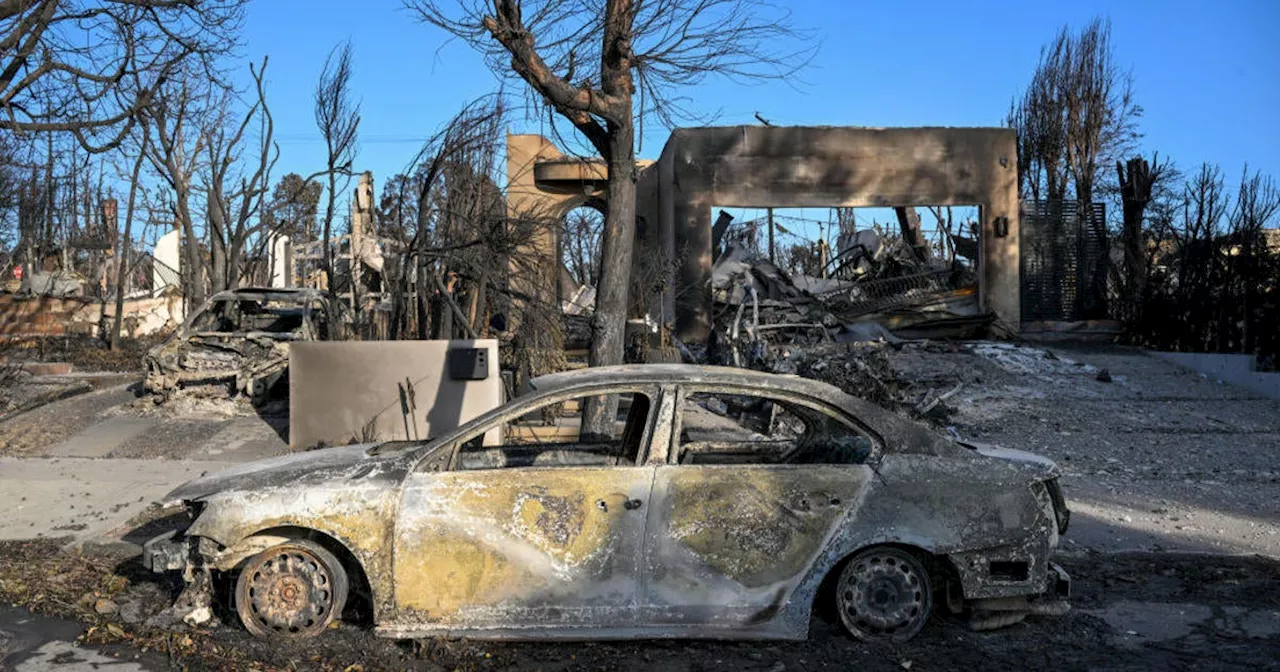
xmin=837 ymin=548 xmax=931 ymax=640
xmin=242 ymin=547 xmax=336 ymax=636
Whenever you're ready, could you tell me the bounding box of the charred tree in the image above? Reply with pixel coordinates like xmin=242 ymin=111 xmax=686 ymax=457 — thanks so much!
xmin=409 ymin=0 xmax=811 ymax=436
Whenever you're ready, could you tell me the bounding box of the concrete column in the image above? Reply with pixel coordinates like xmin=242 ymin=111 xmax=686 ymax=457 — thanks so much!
xmin=673 ymin=202 xmax=713 ymax=340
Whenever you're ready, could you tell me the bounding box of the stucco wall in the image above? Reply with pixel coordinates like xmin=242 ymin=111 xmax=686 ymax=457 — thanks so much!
xmin=289 ymin=340 xmax=503 ymax=450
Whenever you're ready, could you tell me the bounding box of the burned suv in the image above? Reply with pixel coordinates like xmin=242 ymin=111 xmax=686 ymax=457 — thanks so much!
xmin=144 ymin=288 xmax=339 ymax=404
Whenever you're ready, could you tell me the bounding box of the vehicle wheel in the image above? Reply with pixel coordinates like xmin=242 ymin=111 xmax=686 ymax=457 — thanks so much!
xmin=836 ymin=546 xmax=933 ymax=642
xmin=234 ymin=539 xmax=348 ymax=639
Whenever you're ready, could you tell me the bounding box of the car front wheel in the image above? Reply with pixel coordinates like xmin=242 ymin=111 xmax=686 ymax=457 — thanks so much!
xmin=234 ymin=539 xmax=348 ymax=639
xmin=836 ymin=546 xmax=933 ymax=642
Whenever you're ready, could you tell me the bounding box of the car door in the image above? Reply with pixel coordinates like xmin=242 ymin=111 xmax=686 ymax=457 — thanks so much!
xmin=641 ymin=386 xmax=877 ymax=627
xmin=391 ymin=385 xmax=666 ymax=632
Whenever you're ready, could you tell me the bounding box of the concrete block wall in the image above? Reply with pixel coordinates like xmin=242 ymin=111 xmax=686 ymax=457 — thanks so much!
xmin=0 ymin=295 xmax=179 ymax=339
xmin=1150 ymin=351 xmax=1280 ymax=400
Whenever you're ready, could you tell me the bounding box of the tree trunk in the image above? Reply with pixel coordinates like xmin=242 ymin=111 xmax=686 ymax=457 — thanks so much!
xmin=178 ymin=197 xmax=204 ymax=308
xmin=894 ymin=207 xmax=930 ymax=263
xmin=415 ymin=256 xmax=430 ymax=340
xmin=209 ymin=220 xmax=228 ymax=293
xmin=322 ymin=170 xmax=338 ymax=300
xmin=581 ymin=120 xmax=637 ymax=438
xmin=1118 ymin=157 xmax=1156 ymax=327
xmin=111 ymin=151 xmax=146 ymax=349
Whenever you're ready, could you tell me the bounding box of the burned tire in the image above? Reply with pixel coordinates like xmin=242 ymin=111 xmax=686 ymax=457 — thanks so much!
xmin=836 ymin=546 xmax=933 ymax=642
xmin=234 ymin=539 xmax=348 ymax=639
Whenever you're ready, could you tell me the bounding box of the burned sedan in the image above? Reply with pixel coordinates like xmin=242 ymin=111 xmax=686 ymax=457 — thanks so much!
xmin=144 ymin=364 xmax=1070 ymax=641
xmin=144 ymin=288 xmax=339 ymax=404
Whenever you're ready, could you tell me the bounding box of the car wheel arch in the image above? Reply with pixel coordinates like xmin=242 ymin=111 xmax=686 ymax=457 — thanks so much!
xmin=221 ymin=526 xmax=375 ymax=624
xmin=809 ymin=542 xmax=958 ymax=622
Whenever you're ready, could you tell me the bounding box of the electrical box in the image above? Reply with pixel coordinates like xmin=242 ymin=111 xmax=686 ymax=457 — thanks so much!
xmin=448 ymin=347 xmax=489 ymax=381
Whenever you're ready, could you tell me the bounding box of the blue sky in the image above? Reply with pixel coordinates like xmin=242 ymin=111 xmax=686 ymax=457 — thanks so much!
xmin=240 ymin=0 xmax=1280 ymax=195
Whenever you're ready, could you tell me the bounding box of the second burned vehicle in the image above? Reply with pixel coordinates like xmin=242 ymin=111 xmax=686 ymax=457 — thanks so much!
xmin=144 ymin=288 xmax=342 ymax=405
xmin=145 ymin=365 xmax=1071 ymax=642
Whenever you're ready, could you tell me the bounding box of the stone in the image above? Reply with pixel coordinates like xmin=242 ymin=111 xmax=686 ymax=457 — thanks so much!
xmin=182 ymin=605 xmax=212 ymax=626
xmin=93 ymin=598 xmax=118 ymax=615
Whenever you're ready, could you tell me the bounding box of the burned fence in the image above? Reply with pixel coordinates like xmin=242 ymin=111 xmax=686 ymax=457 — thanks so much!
xmin=1020 ymin=200 xmax=1109 ymax=323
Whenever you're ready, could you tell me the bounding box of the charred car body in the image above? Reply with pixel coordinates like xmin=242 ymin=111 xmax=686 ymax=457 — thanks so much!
xmin=144 ymin=288 xmax=340 ymax=404
xmin=144 ymin=364 xmax=1070 ymax=641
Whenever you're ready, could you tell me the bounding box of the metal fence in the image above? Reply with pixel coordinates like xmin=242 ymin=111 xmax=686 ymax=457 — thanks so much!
xmin=1020 ymin=200 xmax=1109 ymax=322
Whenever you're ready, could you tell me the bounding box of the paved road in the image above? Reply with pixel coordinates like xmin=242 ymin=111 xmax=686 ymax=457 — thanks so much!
xmin=0 ymin=605 xmax=169 ymax=671
xmin=0 ymin=385 xmax=288 ymax=548
xmin=0 ymin=457 xmax=238 ymax=544
xmin=0 ymin=385 xmax=288 ymax=460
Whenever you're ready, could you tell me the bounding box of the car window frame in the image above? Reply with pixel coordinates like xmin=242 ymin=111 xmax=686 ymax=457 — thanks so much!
xmin=410 ymin=382 xmax=664 ymax=474
xmin=667 ymin=383 xmax=884 ymax=467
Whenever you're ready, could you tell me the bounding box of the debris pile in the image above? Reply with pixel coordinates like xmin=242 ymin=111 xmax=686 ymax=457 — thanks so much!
xmin=759 ymin=339 xmax=1099 ymax=427
xmin=702 ymin=235 xmax=985 ymax=370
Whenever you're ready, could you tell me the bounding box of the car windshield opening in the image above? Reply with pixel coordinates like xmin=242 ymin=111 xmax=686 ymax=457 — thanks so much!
xmin=187 ymin=298 xmax=308 ymax=337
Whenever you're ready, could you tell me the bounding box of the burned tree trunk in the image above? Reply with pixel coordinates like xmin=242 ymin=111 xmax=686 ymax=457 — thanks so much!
xmin=111 ymin=149 xmax=147 ymax=349
xmin=895 ymin=206 xmax=931 ymax=263
xmin=1117 ymin=156 xmax=1160 ymax=325
xmin=580 ymin=112 xmax=637 ymax=439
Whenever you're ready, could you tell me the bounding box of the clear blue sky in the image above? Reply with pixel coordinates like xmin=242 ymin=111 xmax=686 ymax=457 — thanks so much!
xmin=240 ymin=0 xmax=1280 ymax=194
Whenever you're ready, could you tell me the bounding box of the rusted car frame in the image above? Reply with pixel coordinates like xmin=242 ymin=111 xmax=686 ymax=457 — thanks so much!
xmin=144 ymin=288 xmax=338 ymax=403
xmin=145 ymin=364 xmax=1070 ymax=641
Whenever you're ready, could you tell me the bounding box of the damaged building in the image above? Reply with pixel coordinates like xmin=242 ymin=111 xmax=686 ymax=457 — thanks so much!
xmin=507 ymin=126 xmax=1025 ymax=355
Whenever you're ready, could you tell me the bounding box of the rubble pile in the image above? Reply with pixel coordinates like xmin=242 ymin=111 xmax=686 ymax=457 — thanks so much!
xmin=701 ymin=234 xmax=984 ymax=371
xmin=777 ymin=340 xmax=986 ymax=424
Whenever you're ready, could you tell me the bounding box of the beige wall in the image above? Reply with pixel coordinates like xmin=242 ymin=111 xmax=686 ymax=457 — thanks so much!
xmin=289 ymin=340 xmax=502 ymax=450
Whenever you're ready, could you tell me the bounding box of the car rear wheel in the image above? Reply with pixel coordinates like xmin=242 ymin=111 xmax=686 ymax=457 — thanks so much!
xmin=234 ymin=539 xmax=348 ymax=639
xmin=836 ymin=546 xmax=933 ymax=642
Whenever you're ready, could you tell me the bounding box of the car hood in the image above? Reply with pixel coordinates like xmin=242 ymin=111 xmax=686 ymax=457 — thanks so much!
xmin=961 ymin=441 xmax=1060 ymax=479
xmin=164 ymin=443 xmax=413 ymax=503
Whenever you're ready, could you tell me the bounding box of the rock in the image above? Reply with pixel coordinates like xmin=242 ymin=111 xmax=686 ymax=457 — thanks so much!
xmin=118 ymin=600 xmax=145 ymax=624
xmin=768 ymin=663 xmax=786 ymax=672
xmin=93 ymin=598 xmax=118 ymax=615
xmin=182 ymin=605 xmax=212 ymax=626
xmin=1096 ymin=368 xmax=1113 ymax=382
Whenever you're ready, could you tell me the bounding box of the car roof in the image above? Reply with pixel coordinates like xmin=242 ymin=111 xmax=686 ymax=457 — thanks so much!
xmin=529 ymin=364 xmax=948 ymax=449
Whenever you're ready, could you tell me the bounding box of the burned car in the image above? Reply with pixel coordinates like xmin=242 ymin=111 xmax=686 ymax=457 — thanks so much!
xmin=144 ymin=364 xmax=1070 ymax=641
xmin=144 ymin=288 xmax=340 ymax=404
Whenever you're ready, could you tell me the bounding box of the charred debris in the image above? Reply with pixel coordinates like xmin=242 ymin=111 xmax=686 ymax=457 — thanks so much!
xmin=648 ymin=208 xmax=993 ymax=424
